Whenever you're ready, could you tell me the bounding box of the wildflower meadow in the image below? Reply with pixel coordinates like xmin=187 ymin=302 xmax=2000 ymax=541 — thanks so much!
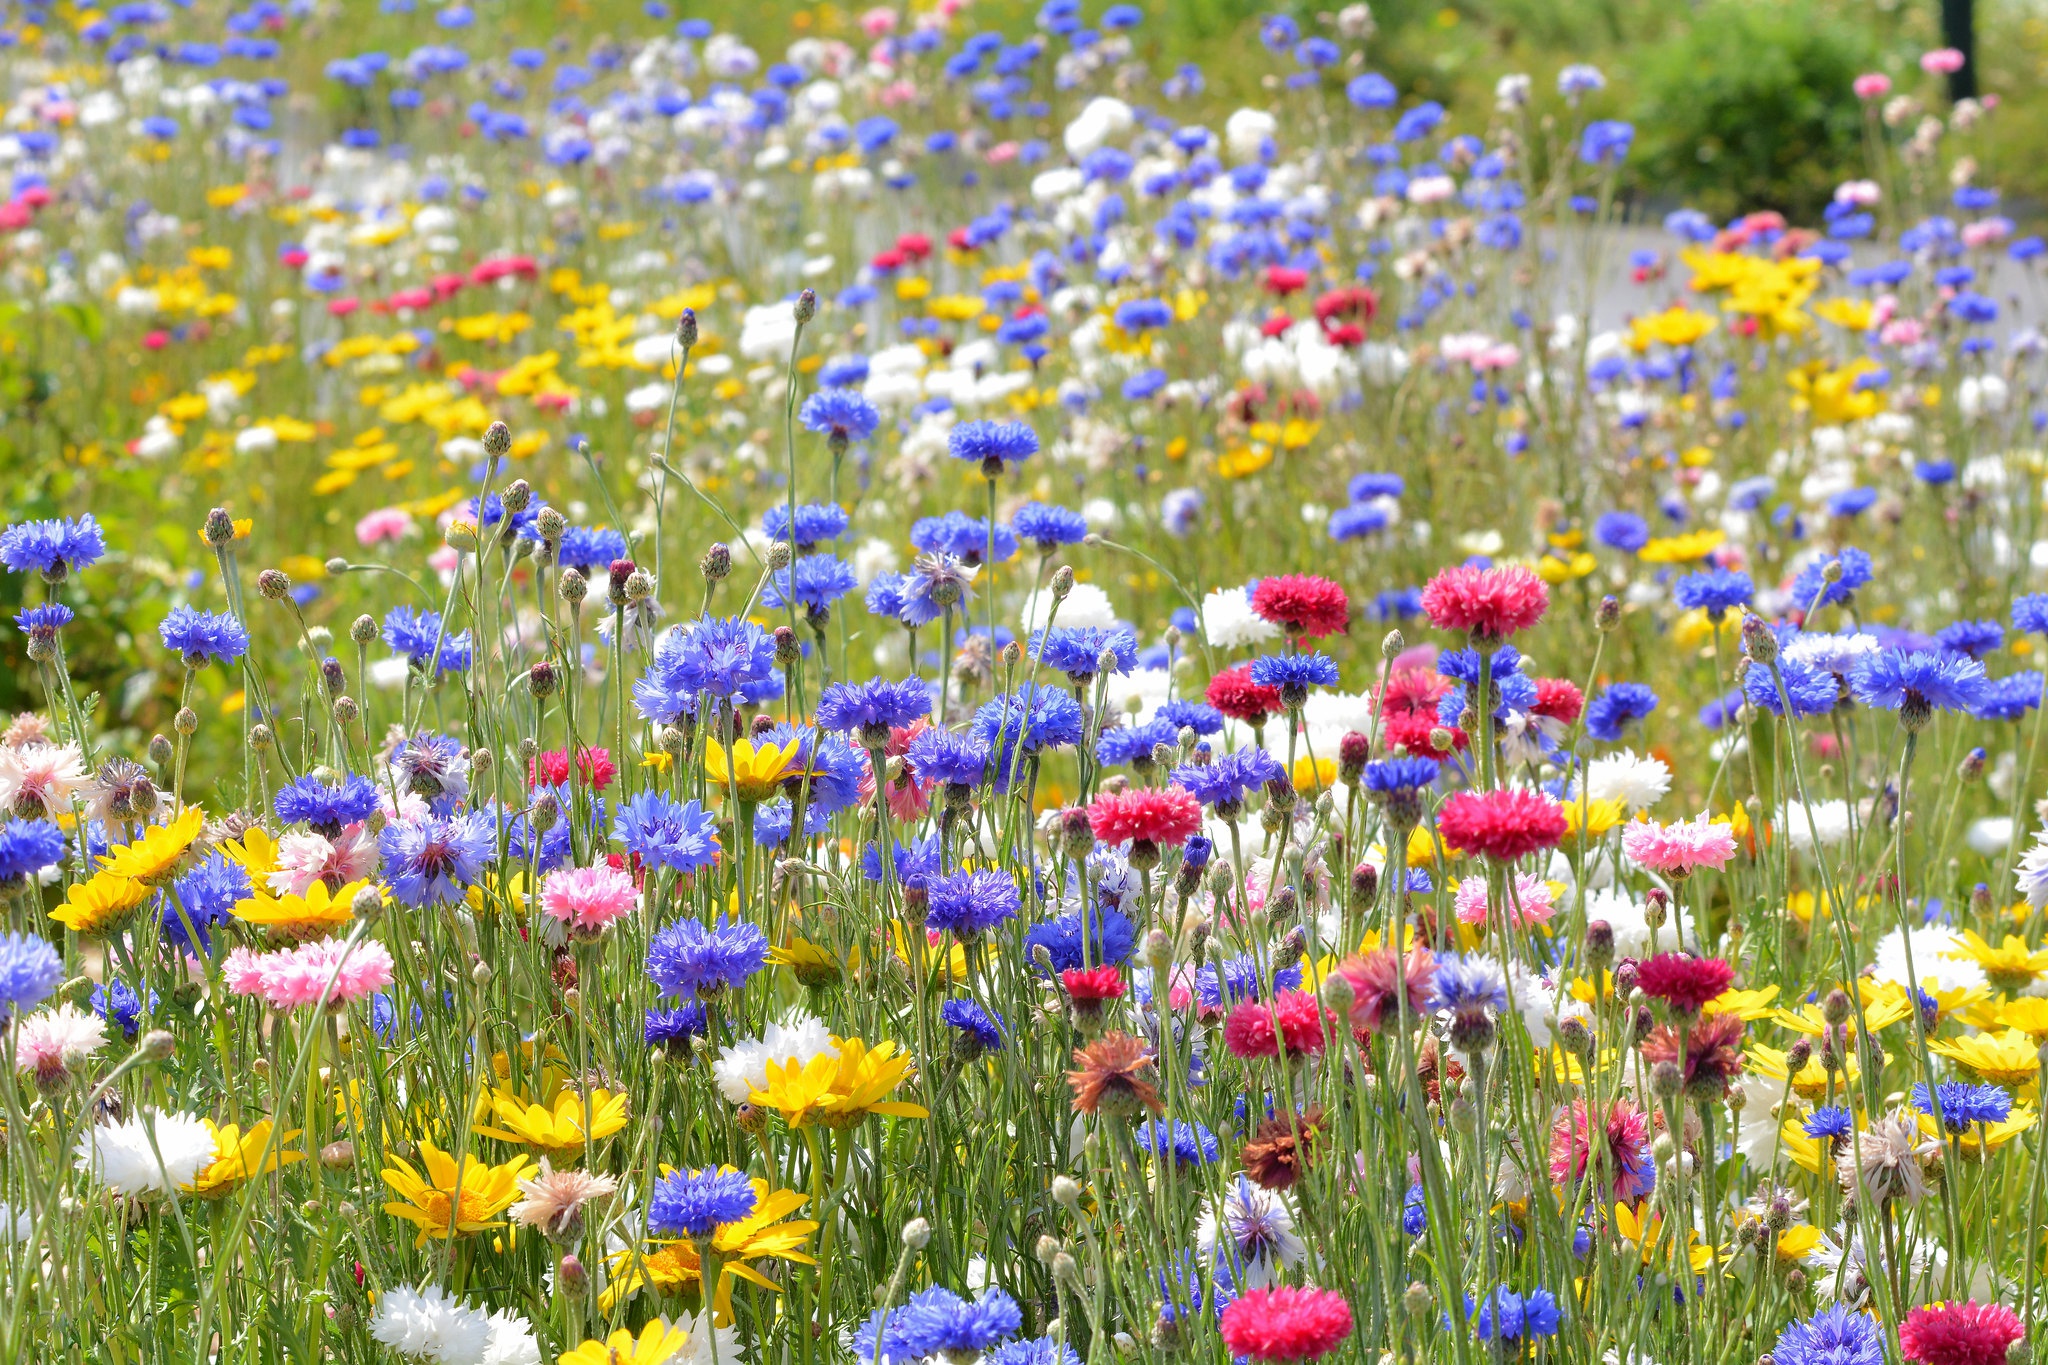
xmin=2 ymin=4 xmax=2047 ymax=1365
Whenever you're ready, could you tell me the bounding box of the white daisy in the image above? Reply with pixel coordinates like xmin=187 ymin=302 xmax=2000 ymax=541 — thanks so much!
xmin=1020 ymin=581 xmax=1117 ymax=633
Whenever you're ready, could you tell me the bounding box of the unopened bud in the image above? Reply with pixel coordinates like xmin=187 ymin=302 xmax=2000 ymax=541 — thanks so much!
xmin=202 ymin=508 xmax=239 ymax=548
xmin=257 ymin=569 xmax=292 ymax=600
xmin=1595 ymin=595 xmax=1621 ymax=632
xmin=701 ymin=542 xmax=731 ymax=582
xmin=482 ymin=421 xmax=512 ymax=457
xmin=794 ymin=288 xmax=818 ymax=323
xmin=139 ymin=1030 xmax=176 ymax=1061
xmin=676 ymin=308 xmax=699 ymax=347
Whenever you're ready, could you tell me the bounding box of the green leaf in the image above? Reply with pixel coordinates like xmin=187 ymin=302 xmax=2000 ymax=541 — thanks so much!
xmin=54 ymin=301 xmax=105 ymax=344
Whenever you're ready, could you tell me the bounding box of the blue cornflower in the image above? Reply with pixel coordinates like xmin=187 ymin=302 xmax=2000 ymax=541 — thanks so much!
xmin=1328 ymin=503 xmax=1390 ymax=541
xmin=1113 ymin=298 xmax=1174 ymax=332
xmin=925 ymin=869 xmax=1021 ymax=938
xmin=1029 ymin=625 xmax=1137 ymax=683
xmin=1913 ymin=1080 xmax=2012 ymax=1132
xmin=14 ymin=603 xmax=74 ymax=648
xmin=273 ymin=772 xmax=380 ymax=835
xmin=1803 ymin=1106 xmax=1854 ymax=1142
xmin=1154 ymin=699 xmax=1224 ymax=737
xmin=1578 ymin=119 xmax=1633 ymax=165
xmin=612 ymin=791 xmax=721 ymax=874
xmin=647 ymin=914 xmax=768 ymax=998
xmin=1196 ymin=954 xmax=1301 ymax=1009
xmin=1594 ymin=511 xmax=1650 ymax=553
xmin=893 ymin=1287 xmax=1024 ymax=1359
xmin=1096 ymin=718 xmax=1181 ymax=770
xmin=1248 ymin=651 xmax=1340 ymax=704
xmin=798 ymin=388 xmax=881 ymax=445
xmin=1744 ymin=658 xmax=1839 ymax=718
xmin=762 ymin=553 xmax=859 ymax=618
xmin=1472 ymin=1287 xmax=1562 ymax=1341
xmin=1402 ymin=1182 xmax=1427 ymax=1236
xmin=1430 ymin=953 xmax=1509 ymax=1014
xmin=1363 ymin=756 xmax=1440 ymax=792
xmin=1133 ymin=1118 xmax=1220 ymax=1167
xmin=1673 ymin=569 xmax=1754 ymax=620
xmin=904 ymin=728 xmax=989 ymax=788
xmin=2014 ymin=593 xmax=2048 ymax=637
xmin=940 ymin=997 xmax=1006 ymax=1055
xmin=644 ymin=1001 xmax=708 ymax=1048
xmin=762 ymin=501 xmax=850 ymax=551
xmin=0 ymin=932 xmax=62 ymax=1019
xmin=0 ymin=819 xmax=65 ymax=882
xmin=897 ymin=553 xmax=979 ymax=628
xmin=634 ymin=616 xmax=783 ymax=722
xmin=986 ymin=1339 xmax=1080 ymax=1365
xmin=648 ymin=1165 xmax=758 ymax=1237
xmin=166 ymin=853 xmax=248 ymax=954
xmin=159 ymin=605 xmax=251 ymax=666
xmin=377 ymin=811 xmax=495 ymax=907
xmin=1849 ymin=649 xmax=1988 ymax=715
xmin=1788 ymin=547 xmax=1874 ymax=611
xmin=390 ymin=732 xmax=471 ymax=810
xmin=913 ymin=511 xmax=1018 ymax=565
xmin=1172 ymin=747 xmax=1284 ymax=811
xmin=380 ymin=605 xmax=470 ymax=674
xmin=817 ymin=677 xmax=933 ymax=741
xmin=1935 ymin=618 xmax=2004 ymax=660
xmin=973 ymin=684 xmax=1086 ymax=786
xmin=1973 ymin=671 xmax=2043 ymax=721
xmin=1012 ymin=502 xmax=1088 ymax=551
xmin=948 ymin=419 xmax=1039 ymax=474
xmin=0 ymin=514 xmax=105 ymax=579
xmin=1023 ymin=907 xmax=1137 ymax=973
xmin=557 ymin=525 xmax=629 ymax=575
xmin=1584 ymin=682 xmax=1658 ymax=742
xmin=91 ymin=978 xmax=155 ymax=1038
xmin=860 ymin=832 xmax=944 ymax=892
xmin=1772 ymin=1306 xmax=1884 ymax=1365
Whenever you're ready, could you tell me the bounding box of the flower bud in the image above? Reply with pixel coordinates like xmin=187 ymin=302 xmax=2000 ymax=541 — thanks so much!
xmin=139 ymin=1030 xmax=176 ymax=1061
xmin=174 ymin=707 xmax=198 ymax=736
xmin=794 ymin=288 xmax=818 ymax=323
xmin=147 ymin=734 xmax=174 ymax=768
xmin=333 ymin=695 xmax=360 ymax=726
xmin=500 ymin=479 xmax=533 ymax=515
xmin=1742 ymin=613 xmax=1779 ymax=664
xmin=1381 ymin=629 xmax=1405 ymax=659
xmin=773 ymin=626 xmax=800 ymax=668
xmin=202 ymin=508 xmax=239 ymax=548
xmin=320 ymin=1140 xmax=355 ymax=1169
xmin=257 ymin=569 xmax=291 ymax=600
xmin=528 ymin=661 xmax=558 ymax=700
xmin=535 ymin=506 xmax=567 ymax=543
xmin=559 ymin=567 xmax=589 ymax=605
xmin=1595 ymin=595 xmax=1621 ymax=632
xmin=557 ymin=1254 xmax=587 ymax=1295
xmin=1050 ymin=565 xmax=1074 ymax=600
xmin=1051 ymin=1175 xmax=1082 ymax=1210
xmin=352 ymin=885 xmax=385 ymax=923
xmin=701 ymin=542 xmax=731 ymax=582
xmin=482 ymin=421 xmax=512 ymax=457
xmin=676 ymin=308 xmax=699 ymax=347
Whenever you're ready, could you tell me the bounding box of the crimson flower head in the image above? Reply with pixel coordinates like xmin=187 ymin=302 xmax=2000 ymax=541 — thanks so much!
xmin=1219 ymin=1286 xmax=1354 ymax=1363
xmin=1221 ymin=991 xmax=1330 ymax=1059
xmin=1532 ymin=677 xmax=1584 ymax=726
xmin=1061 ymin=964 xmax=1126 ymax=1003
xmin=1208 ymin=664 xmax=1283 ymax=725
xmin=1334 ymin=945 xmax=1436 ymax=1034
xmin=1635 ymin=952 xmax=1734 ymax=1017
xmin=529 ymin=746 xmax=616 ymax=792
xmin=1088 ymin=787 xmax=1202 ymax=852
xmin=1251 ymin=574 xmax=1351 ymax=639
xmin=1263 ymin=265 xmax=1311 ymax=296
xmin=1421 ymin=563 xmax=1550 ymax=639
xmin=1899 ymin=1300 xmax=2025 ymax=1365
xmin=1435 ymin=788 xmax=1567 ymax=863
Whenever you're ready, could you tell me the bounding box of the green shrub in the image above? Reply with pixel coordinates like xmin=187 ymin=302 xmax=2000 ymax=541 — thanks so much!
xmin=1633 ymin=0 xmax=1875 ymax=221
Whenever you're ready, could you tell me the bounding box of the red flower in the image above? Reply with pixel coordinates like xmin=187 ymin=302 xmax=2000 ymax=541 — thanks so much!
xmin=1061 ymin=964 xmax=1126 ymax=1003
xmin=1313 ymin=285 xmax=1379 ymax=327
xmin=1333 ymin=946 xmax=1436 ymax=1034
xmin=1378 ymin=665 xmax=1449 ymax=717
xmin=1222 ymin=991 xmax=1330 ymax=1059
xmin=1900 ymin=1301 xmax=2025 ymax=1365
xmin=1435 ymin=789 xmax=1566 ymax=862
xmin=1208 ymin=665 xmax=1283 ymax=724
xmin=896 ymin=232 xmax=933 ymax=260
xmin=1548 ymin=1099 xmax=1656 ymax=1204
xmin=1420 ymin=563 xmax=1550 ymax=639
xmin=528 ymin=746 xmax=617 ymax=792
xmin=1532 ymin=677 xmax=1584 ymax=726
xmin=1219 ymin=1286 xmax=1353 ymax=1363
xmin=1089 ymin=787 xmax=1203 ymax=849
xmin=1263 ymin=265 xmax=1311 ymax=296
xmin=1382 ymin=711 xmax=1463 ymax=756
xmin=1251 ymin=574 xmax=1350 ymax=639
xmin=1635 ymin=953 xmax=1734 ymax=1016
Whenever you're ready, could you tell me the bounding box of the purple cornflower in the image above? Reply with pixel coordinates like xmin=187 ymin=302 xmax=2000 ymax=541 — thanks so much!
xmin=816 ymin=677 xmax=933 ymax=744
xmin=634 ymin=615 xmax=784 ymax=721
xmin=1849 ymin=648 xmax=1988 ymax=719
xmin=948 ymin=419 xmax=1039 ymax=475
xmin=905 ymin=728 xmax=990 ymax=788
xmin=925 ymin=869 xmax=1020 ymax=938
xmin=0 ymin=514 xmax=105 ymax=580
xmin=648 ymin=1165 xmax=758 ymax=1237
xmin=0 ymin=932 xmax=62 ymax=1019
xmin=273 ymin=772 xmax=380 ymax=836
xmin=612 ymin=791 xmax=721 ymax=874
xmin=159 ymin=605 xmax=250 ymax=666
xmin=1172 ymin=747 xmax=1285 ymax=813
xmin=1584 ymin=682 xmax=1658 ymax=741
xmin=797 ymin=388 xmax=881 ymax=446
xmin=941 ymin=997 xmax=1006 ymax=1056
xmin=378 ymin=811 xmax=495 ymax=907
xmin=1248 ymin=652 xmax=1340 ymax=707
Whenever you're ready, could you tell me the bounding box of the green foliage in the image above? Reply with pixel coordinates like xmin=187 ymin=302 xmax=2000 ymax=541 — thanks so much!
xmin=1632 ymin=0 xmax=1875 ymax=220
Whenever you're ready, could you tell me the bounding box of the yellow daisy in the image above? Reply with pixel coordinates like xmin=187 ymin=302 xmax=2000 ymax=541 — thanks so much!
xmin=1930 ymin=1029 xmax=2042 ymax=1089
xmin=703 ymin=736 xmax=802 ymax=803
xmin=560 ymin=1321 xmax=695 ymax=1365
xmin=99 ymin=806 xmax=206 ymax=887
xmin=232 ymin=878 xmax=368 ymax=940
xmin=750 ymin=1037 xmax=929 ymax=1129
xmin=381 ymin=1140 xmax=534 ymax=1248
xmin=1948 ymin=930 xmax=2048 ymax=994
xmin=476 ymin=1087 xmax=630 ymax=1158
xmin=1704 ymin=985 xmax=1780 ymax=1021
xmin=187 ymin=1119 xmax=304 ymax=1199
xmin=603 ymin=1177 xmax=817 ymax=1317
xmin=51 ymin=870 xmax=150 ymax=937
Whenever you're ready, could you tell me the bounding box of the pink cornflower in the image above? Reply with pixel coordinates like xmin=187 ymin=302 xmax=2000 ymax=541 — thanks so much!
xmin=1548 ymin=1098 xmax=1656 ymax=1204
xmin=1222 ymin=992 xmax=1330 ymax=1059
xmin=1419 ymin=564 xmax=1549 ymax=639
xmin=354 ymin=507 xmax=417 ymax=547
xmin=267 ymin=824 xmax=379 ymax=897
xmin=1436 ymin=788 xmax=1567 ymax=862
xmin=1621 ymin=814 xmax=1737 ymax=879
xmin=1853 ymin=71 xmax=1893 ymax=99
xmin=539 ymin=864 xmax=638 ymax=935
xmin=1920 ymin=48 xmax=1966 ymax=74
xmin=230 ymin=939 xmax=394 ymax=1011
xmin=0 ymin=741 xmax=88 ymax=817
xmin=15 ymin=1003 xmax=107 ymax=1093
xmin=1899 ymin=1300 xmax=2024 ymax=1365
xmin=1453 ymin=872 xmax=1556 ymax=927
xmin=222 ymin=947 xmax=268 ymax=996
xmin=1219 ymin=1286 xmax=1353 ymax=1362
xmin=1331 ymin=945 xmax=1436 ymax=1035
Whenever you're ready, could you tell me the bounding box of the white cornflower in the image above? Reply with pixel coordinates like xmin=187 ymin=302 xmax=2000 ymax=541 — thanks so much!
xmin=1778 ymin=799 xmax=1852 ymax=854
xmin=368 ymin=1285 xmax=493 ymax=1365
xmin=1578 ymin=750 xmax=1672 ymax=810
xmin=2016 ymin=825 xmax=2048 ymax=908
xmin=1195 ymin=1175 xmax=1304 ymax=1291
xmin=1200 ymin=585 xmax=1280 ymax=650
xmin=1869 ymin=926 xmax=1984 ymax=996
xmin=75 ymin=1110 xmax=217 ymax=1196
xmin=480 ymin=1309 xmax=541 ymax=1365
xmin=1020 ymin=581 xmax=1116 ymax=633
xmin=713 ymin=1009 xmax=835 ymax=1103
